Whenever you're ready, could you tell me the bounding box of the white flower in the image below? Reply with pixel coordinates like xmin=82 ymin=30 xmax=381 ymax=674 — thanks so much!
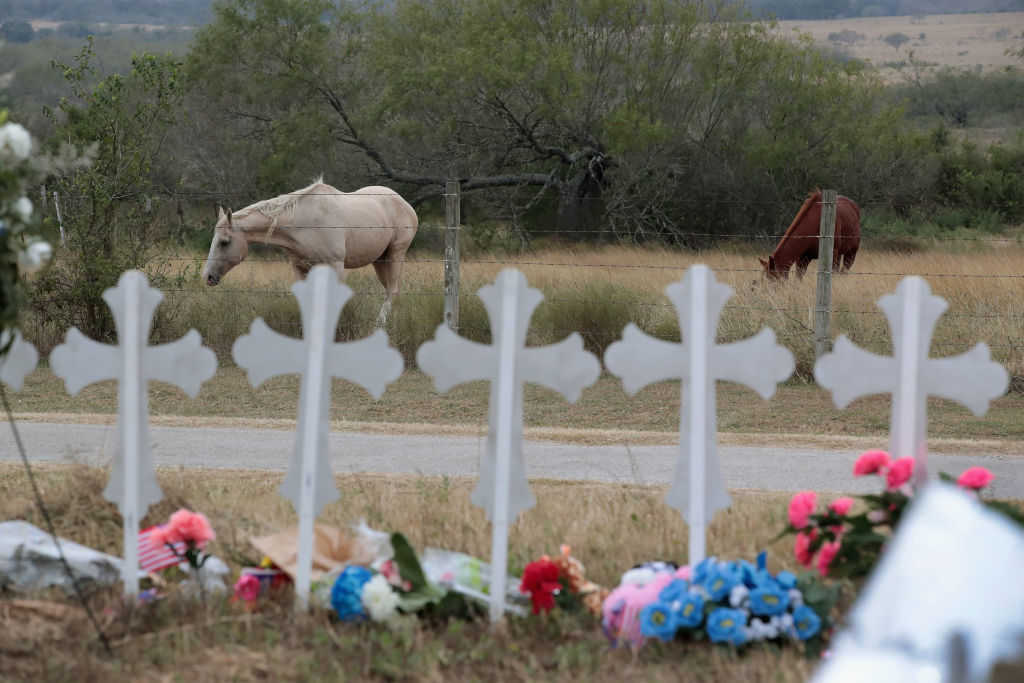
xmin=361 ymin=574 xmax=399 ymax=622
xmin=780 ymin=613 xmax=795 ymax=637
xmin=12 ymin=196 xmax=32 ymax=222
xmin=729 ymin=584 xmax=749 ymax=607
xmin=0 ymin=122 xmax=32 ymax=160
xmin=19 ymin=239 xmax=52 ymax=272
xmin=787 ymin=588 xmax=803 ymax=607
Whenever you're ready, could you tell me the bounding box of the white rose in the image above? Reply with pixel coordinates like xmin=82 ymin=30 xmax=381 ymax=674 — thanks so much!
xmin=18 ymin=239 xmax=52 ymax=272
xmin=0 ymin=122 xmax=32 ymax=160
xmin=12 ymin=197 xmax=32 ymax=223
xmin=361 ymin=574 xmax=399 ymax=622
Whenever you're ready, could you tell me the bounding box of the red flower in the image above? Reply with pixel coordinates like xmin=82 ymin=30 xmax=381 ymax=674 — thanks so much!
xmin=885 ymin=457 xmax=915 ymax=490
xmin=817 ymin=540 xmax=841 ymax=577
xmin=794 ymin=529 xmax=818 ymax=567
xmin=520 ymin=558 xmax=562 ymax=614
xmin=957 ymin=466 xmax=994 ymax=491
xmin=788 ymin=491 xmax=817 ymax=529
xmin=853 ymin=450 xmax=890 ymax=476
xmin=828 ymin=497 xmax=854 ymax=516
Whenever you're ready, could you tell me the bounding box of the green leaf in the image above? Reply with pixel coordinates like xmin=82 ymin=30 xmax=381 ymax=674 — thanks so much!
xmin=390 ymin=532 xmax=428 ymax=592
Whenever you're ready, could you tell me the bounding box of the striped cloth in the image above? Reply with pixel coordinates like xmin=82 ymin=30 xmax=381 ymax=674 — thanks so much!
xmin=138 ymin=526 xmax=185 ymax=573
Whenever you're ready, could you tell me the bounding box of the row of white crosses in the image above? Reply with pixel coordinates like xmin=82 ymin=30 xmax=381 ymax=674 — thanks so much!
xmin=0 ymin=264 xmax=1008 ymax=622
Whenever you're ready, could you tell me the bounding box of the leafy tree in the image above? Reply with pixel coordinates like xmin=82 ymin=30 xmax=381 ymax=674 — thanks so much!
xmin=186 ymin=0 xmax=924 ymax=241
xmin=1 ymin=20 xmax=35 ymax=43
xmin=31 ymin=38 xmax=185 ymax=341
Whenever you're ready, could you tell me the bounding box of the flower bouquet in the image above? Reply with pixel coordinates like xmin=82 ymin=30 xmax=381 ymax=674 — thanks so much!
xmin=600 ymin=553 xmax=837 ymax=658
xmin=519 ymin=545 xmax=609 ymax=617
xmin=777 ymin=450 xmax=1023 ymax=581
xmin=314 ymin=532 xmax=483 ymax=625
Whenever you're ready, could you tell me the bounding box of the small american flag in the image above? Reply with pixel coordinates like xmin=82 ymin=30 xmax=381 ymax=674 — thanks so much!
xmin=138 ymin=526 xmax=186 ymax=573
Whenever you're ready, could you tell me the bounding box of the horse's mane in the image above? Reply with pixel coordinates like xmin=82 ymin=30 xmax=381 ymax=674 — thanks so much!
xmin=236 ymin=174 xmax=324 ymax=221
xmin=772 ymin=188 xmax=821 ymax=256
xmin=232 ymin=175 xmax=324 ymax=239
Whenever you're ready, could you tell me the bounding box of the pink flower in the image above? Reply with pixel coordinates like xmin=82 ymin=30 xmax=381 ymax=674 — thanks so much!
xmin=885 ymin=457 xmax=915 ymax=490
xmin=957 ymin=467 xmax=994 ymax=491
xmin=794 ymin=529 xmax=817 ymax=567
xmin=154 ymin=509 xmax=216 ymax=548
xmin=817 ymin=540 xmax=841 ymax=577
xmin=674 ymin=565 xmax=691 ymax=581
xmin=601 ymin=572 xmax=674 ymax=648
xmin=828 ymin=497 xmax=854 ymax=516
xmin=788 ymin=491 xmax=817 ymax=529
xmin=853 ymin=450 xmax=890 ymax=476
xmin=233 ymin=574 xmax=261 ymax=604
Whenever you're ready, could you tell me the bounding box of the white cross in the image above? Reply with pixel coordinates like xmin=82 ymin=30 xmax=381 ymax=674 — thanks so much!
xmin=49 ymin=271 xmax=217 ymax=597
xmin=232 ymin=265 xmax=403 ymax=610
xmin=814 ymin=276 xmax=1008 ymax=485
xmin=604 ymin=265 xmax=793 ymax=566
xmin=416 ymin=268 xmax=600 ymax=622
xmin=0 ymin=329 xmax=39 ymax=390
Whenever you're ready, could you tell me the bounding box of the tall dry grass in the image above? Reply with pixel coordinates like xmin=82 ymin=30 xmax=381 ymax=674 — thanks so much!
xmin=23 ymin=244 xmax=1024 ymax=379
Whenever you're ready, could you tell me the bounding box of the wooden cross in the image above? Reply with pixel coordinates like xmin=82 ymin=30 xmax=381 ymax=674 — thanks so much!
xmin=815 ymin=276 xmax=1008 ymax=485
xmin=0 ymin=329 xmax=38 ymax=390
xmin=416 ymin=268 xmax=600 ymax=622
xmin=232 ymin=265 xmax=404 ymax=610
xmin=604 ymin=265 xmax=793 ymax=565
xmin=49 ymin=271 xmax=217 ymax=597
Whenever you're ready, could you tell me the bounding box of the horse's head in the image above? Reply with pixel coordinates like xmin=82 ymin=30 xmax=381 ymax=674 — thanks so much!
xmin=758 ymin=256 xmax=786 ymax=281
xmin=201 ymin=206 xmax=249 ymax=286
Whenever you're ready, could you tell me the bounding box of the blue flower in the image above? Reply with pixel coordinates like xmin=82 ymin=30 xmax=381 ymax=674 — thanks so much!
xmin=675 ymin=592 xmax=705 ymax=628
xmin=692 ymin=557 xmax=716 ymax=585
xmin=792 ymin=605 xmax=822 ymax=640
xmin=706 ymin=607 xmax=748 ymax=646
xmin=659 ymin=578 xmax=689 ymax=603
xmin=330 ymin=565 xmax=373 ymax=622
xmin=775 ymin=570 xmax=797 ymax=590
xmin=738 ymin=560 xmax=758 ymax=588
xmin=703 ymin=564 xmax=740 ymax=602
xmin=749 ymin=586 xmax=790 ymax=616
xmin=640 ymin=602 xmax=678 ymax=641
xmin=750 ymin=568 xmax=779 ymax=590
xmin=756 ymin=551 xmax=767 ymax=570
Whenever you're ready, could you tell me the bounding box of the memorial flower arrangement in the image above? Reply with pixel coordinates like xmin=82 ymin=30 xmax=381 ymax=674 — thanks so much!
xmin=321 ymin=532 xmax=482 ymax=625
xmin=597 ymin=553 xmax=837 ymax=658
xmin=520 ymin=545 xmax=608 ymax=617
xmin=778 ymin=449 xmax=1023 ymax=581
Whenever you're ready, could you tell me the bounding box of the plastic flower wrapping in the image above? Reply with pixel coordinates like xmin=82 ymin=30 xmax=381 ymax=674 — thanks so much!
xmin=599 ymin=552 xmax=836 ymax=656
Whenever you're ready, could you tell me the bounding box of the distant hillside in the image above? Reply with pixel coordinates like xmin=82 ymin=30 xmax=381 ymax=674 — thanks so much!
xmin=0 ymin=0 xmax=212 ymax=26
xmin=745 ymin=0 xmax=1024 ymax=20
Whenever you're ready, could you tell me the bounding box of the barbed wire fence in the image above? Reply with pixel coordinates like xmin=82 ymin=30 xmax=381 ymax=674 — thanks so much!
xmin=31 ymin=183 xmax=1024 ymax=380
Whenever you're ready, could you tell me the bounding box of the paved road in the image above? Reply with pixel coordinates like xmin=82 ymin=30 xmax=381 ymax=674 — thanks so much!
xmin=2 ymin=421 xmax=1022 ymax=497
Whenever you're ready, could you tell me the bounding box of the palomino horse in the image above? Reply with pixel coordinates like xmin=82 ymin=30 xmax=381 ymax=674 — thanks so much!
xmin=201 ymin=178 xmax=418 ymax=325
xmin=759 ymin=190 xmax=861 ymax=280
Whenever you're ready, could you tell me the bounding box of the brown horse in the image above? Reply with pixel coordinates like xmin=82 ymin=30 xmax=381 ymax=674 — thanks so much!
xmin=759 ymin=190 xmax=861 ymax=280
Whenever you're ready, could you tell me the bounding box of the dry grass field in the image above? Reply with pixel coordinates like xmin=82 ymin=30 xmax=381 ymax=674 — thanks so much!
xmin=16 ymin=242 xmax=1024 ymax=444
xmin=775 ymin=11 xmax=1024 ymax=81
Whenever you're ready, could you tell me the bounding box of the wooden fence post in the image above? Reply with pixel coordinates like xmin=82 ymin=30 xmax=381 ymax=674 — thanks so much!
xmin=444 ymin=180 xmax=461 ymax=332
xmin=53 ymin=191 xmax=66 ymax=247
xmin=814 ymin=189 xmax=837 ymax=359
